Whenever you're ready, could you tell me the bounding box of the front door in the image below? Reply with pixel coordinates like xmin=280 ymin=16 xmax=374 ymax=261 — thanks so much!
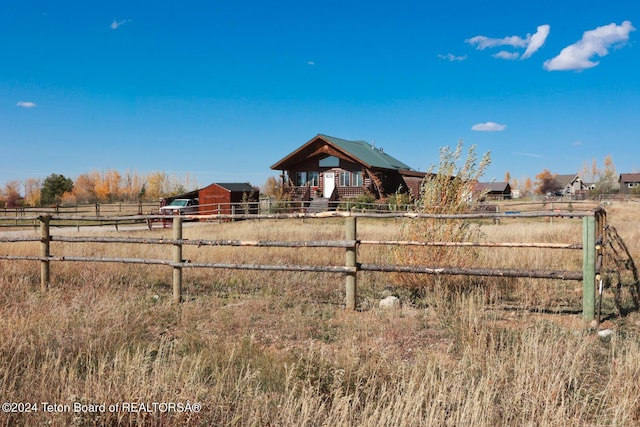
xmin=323 ymin=172 xmax=335 ymax=198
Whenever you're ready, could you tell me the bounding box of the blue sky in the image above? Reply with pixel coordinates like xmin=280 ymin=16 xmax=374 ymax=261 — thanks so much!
xmin=1 ymin=0 xmax=638 ymax=190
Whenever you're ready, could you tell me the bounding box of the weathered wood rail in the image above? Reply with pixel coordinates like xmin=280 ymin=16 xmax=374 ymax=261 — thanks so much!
xmin=0 ymin=209 xmax=607 ymax=321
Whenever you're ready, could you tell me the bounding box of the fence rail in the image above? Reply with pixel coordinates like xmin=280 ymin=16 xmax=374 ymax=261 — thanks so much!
xmin=0 ymin=209 xmax=607 ymax=321
xmin=1 ymin=196 xmax=625 ymax=221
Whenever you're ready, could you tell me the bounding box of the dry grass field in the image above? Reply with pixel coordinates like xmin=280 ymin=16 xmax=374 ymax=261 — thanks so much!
xmin=1 ymin=202 xmax=640 ymax=426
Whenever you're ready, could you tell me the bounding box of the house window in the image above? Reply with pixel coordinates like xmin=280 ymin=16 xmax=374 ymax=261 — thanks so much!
xmin=307 ymin=172 xmax=319 ymax=186
xmin=340 ymin=171 xmax=362 ymax=187
xmin=353 ymin=171 xmax=363 ymax=187
xmin=338 ymin=171 xmax=362 ymax=187
xmin=295 ymin=172 xmax=306 ymax=186
xmin=319 ymin=156 xmax=340 ymax=167
xmin=339 ymin=171 xmax=351 ymax=187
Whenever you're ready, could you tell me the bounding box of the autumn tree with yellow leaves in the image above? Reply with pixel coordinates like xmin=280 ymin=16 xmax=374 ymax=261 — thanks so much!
xmin=7 ymin=169 xmax=199 ymax=206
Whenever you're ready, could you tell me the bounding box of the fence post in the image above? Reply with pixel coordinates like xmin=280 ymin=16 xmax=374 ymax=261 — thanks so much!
xmin=582 ymin=215 xmax=596 ymax=322
xmin=596 ymin=208 xmax=607 ymax=243
xmin=172 ymin=216 xmax=183 ymax=304
xmin=39 ymin=215 xmax=51 ymax=292
xmin=345 ymin=216 xmax=357 ymax=310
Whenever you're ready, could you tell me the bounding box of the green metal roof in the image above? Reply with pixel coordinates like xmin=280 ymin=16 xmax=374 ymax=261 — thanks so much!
xmin=319 ymin=134 xmax=416 ymax=171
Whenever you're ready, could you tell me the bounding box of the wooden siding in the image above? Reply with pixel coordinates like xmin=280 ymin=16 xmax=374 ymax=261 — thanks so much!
xmin=198 ymin=184 xmax=258 ymax=215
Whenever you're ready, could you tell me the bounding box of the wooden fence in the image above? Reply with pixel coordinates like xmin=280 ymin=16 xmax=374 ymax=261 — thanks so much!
xmin=0 ymin=197 xmax=617 ymax=220
xmin=0 ymin=209 xmax=607 ymax=321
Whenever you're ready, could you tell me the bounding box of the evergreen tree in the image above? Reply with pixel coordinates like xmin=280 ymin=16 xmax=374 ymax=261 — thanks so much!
xmin=40 ymin=174 xmax=73 ymax=206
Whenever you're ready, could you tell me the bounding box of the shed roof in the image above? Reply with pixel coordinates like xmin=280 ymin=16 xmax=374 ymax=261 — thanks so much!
xmin=271 ymin=134 xmax=418 ymax=172
xmin=165 ymin=183 xmax=255 ymax=202
xmin=209 ymin=183 xmax=255 ymax=192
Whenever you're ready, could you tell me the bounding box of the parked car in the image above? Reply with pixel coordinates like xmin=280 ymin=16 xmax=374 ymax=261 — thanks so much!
xmin=159 ymin=198 xmax=198 ymax=215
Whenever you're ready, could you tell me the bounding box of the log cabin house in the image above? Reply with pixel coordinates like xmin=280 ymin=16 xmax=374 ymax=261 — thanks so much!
xmin=270 ymin=134 xmax=426 ymax=203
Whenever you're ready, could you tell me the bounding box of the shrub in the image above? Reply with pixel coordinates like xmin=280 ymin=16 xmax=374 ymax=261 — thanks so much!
xmin=338 ymin=194 xmax=376 ymax=211
xmin=385 ymin=189 xmax=413 ymax=211
xmin=393 ymin=141 xmax=491 ymax=299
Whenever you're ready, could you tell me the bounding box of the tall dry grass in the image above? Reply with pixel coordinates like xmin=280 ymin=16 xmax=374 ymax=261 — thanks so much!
xmin=1 ymin=204 xmax=640 ymax=425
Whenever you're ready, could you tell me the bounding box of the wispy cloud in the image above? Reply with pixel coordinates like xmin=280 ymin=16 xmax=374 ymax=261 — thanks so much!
xmin=471 ymin=122 xmax=506 ymax=131
xmin=493 ymin=51 xmax=520 ymax=60
xmin=513 ymin=152 xmax=543 ymax=158
xmin=543 ymin=21 xmax=635 ymax=71
xmin=522 ymin=25 xmax=551 ymax=59
xmin=110 ymin=19 xmax=131 ymax=30
xmin=466 ymin=34 xmax=529 ymax=50
xmin=307 ymin=60 xmax=315 ymax=66
xmin=16 ymin=101 xmax=36 ymax=108
xmin=438 ymin=53 xmax=467 ymax=62
xmin=466 ymin=24 xmax=550 ymax=60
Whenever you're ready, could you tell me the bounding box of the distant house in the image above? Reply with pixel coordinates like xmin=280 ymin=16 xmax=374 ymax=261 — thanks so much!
xmin=619 ymin=173 xmax=640 ymax=194
xmin=474 ymin=181 xmax=511 ymax=200
xmin=271 ymin=134 xmax=426 ymax=201
xmin=164 ymin=182 xmax=259 ymax=215
xmin=555 ymin=174 xmax=585 ymax=196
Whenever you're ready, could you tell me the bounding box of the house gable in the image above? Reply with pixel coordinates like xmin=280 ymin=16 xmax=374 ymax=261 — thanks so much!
xmin=271 ymin=134 xmax=418 ymax=173
xmin=555 ymin=174 xmax=584 ymax=195
xmin=319 ymin=135 xmax=416 ymax=171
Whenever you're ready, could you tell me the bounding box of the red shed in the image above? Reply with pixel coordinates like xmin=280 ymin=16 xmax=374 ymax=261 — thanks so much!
xmin=197 ymin=182 xmax=259 ymax=215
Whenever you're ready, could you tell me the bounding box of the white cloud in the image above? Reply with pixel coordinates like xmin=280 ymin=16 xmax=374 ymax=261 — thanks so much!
xmin=521 ymin=24 xmax=550 ymax=59
xmin=438 ymin=53 xmax=467 ymax=62
xmin=493 ymin=51 xmax=520 ymax=60
xmin=471 ymin=122 xmax=507 ymax=131
xmin=466 ymin=24 xmax=550 ymax=60
xmin=307 ymin=60 xmax=315 ymax=66
xmin=16 ymin=101 xmax=36 ymax=108
xmin=466 ymin=34 xmax=528 ymax=50
xmin=544 ymin=21 xmax=635 ymax=71
xmin=110 ymin=19 xmax=131 ymax=30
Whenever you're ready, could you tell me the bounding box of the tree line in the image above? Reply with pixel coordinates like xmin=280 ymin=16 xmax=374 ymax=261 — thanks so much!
xmin=0 ymin=154 xmax=630 ymax=208
xmin=0 ymin=170 xmax=199 ymax=207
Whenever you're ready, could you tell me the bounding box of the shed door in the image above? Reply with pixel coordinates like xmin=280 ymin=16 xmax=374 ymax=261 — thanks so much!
xmin=323 ymin=172 xmax=335 ymax=198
